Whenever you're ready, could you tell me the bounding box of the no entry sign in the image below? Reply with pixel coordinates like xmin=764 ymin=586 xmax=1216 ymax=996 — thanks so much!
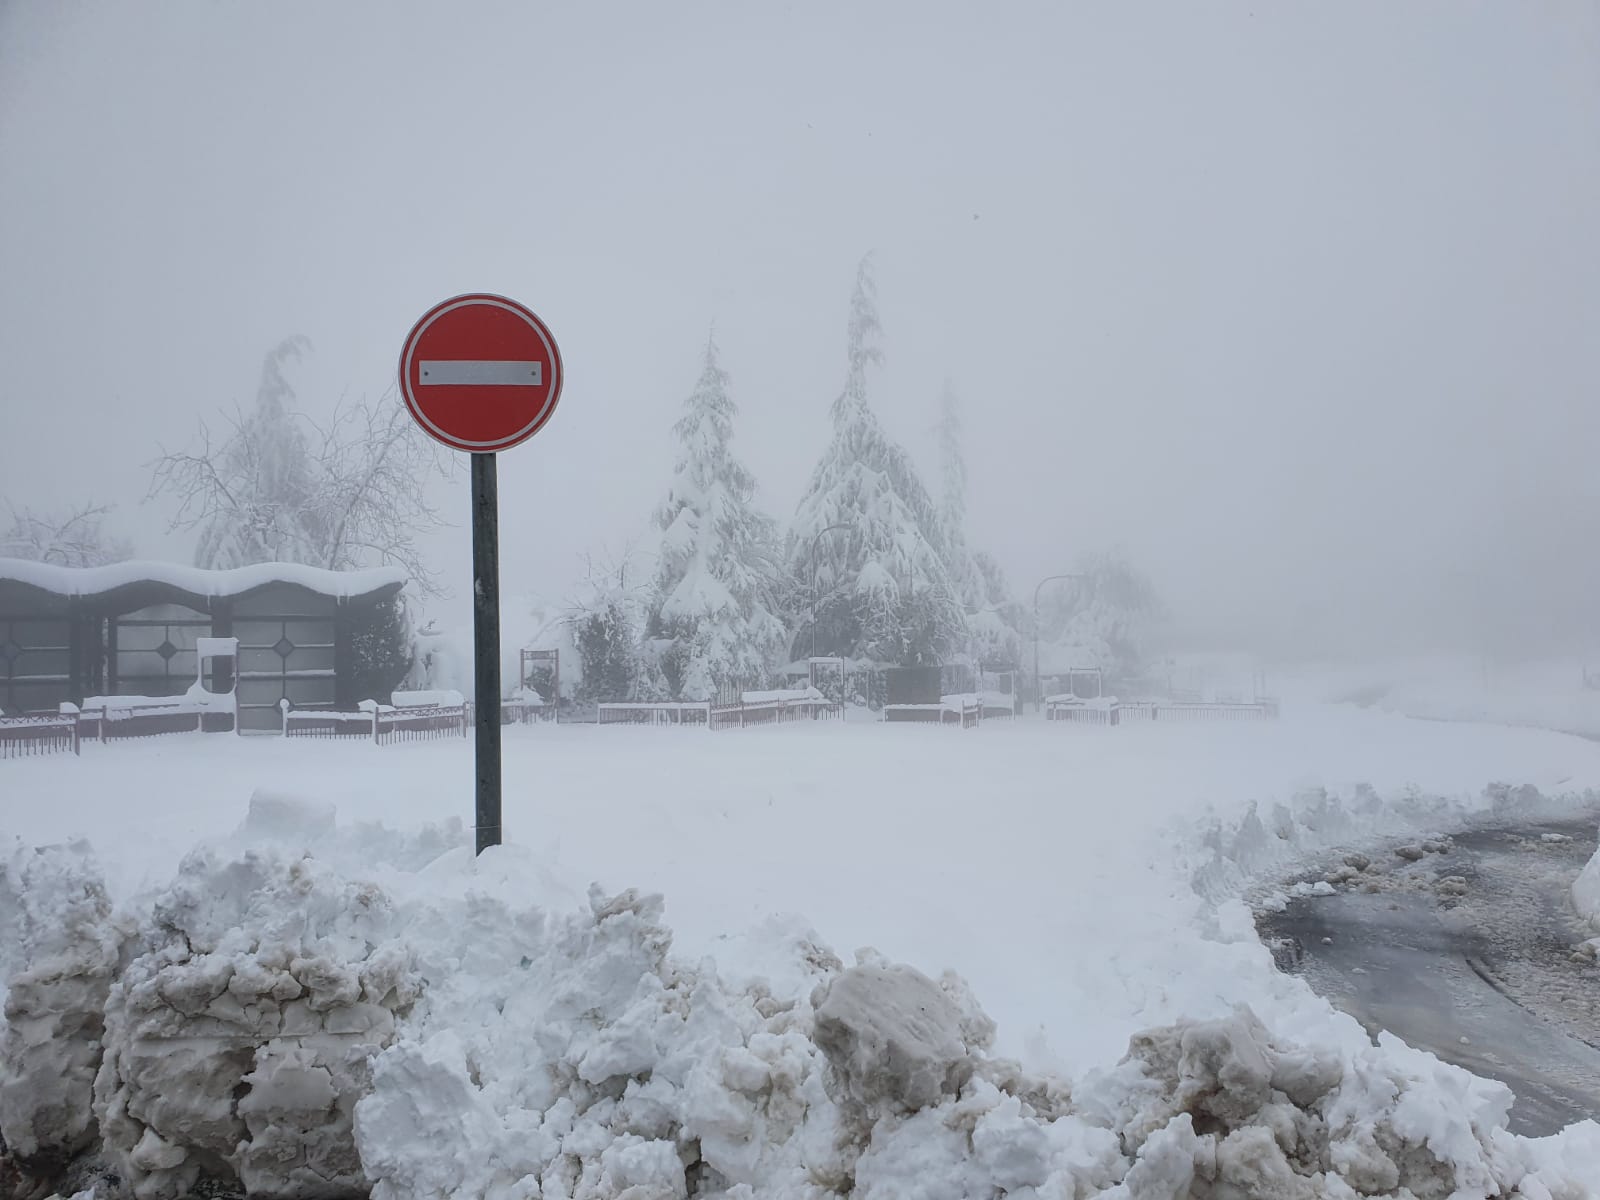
xmin=399 ymin=292 xmax=565 ymax=856
xmin=399 ymin=293 xmax=564 ymax=453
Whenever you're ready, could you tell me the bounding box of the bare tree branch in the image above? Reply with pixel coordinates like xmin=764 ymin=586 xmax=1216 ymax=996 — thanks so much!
xmin=144 ymin=340 xmax=457 ymax=594
xmin=1 ymin=500 xmax=132 ymax=566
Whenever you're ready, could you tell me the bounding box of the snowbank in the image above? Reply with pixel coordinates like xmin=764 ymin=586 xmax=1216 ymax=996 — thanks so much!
xmin=0 ymin=839 xmax=121 ymax=1165
xmin=1574 ymin=836 xmax=1600 ymax=932
xmin=1283 ymin=655 xmax=1600 ymax=741
xmin=6 ymin=792 xmax=1600 ymax=1198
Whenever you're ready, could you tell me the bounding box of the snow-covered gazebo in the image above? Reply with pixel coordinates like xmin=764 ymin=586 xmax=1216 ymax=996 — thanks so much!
xmin=0 ymin=559 xmax=406 ymax=730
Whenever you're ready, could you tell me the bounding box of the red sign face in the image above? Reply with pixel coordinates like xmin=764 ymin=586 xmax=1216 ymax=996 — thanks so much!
xmin=399 ymin=294 xmax=564 ymax=453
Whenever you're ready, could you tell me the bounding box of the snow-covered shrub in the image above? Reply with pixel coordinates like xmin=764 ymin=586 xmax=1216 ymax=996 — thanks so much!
xmin=348 ymin=592 xmax=414 ymax=705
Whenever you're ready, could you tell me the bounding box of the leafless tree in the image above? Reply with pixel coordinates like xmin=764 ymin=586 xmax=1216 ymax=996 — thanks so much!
xmin=303 ymin=393 xmax=454 ymax=592
xmin=0 ymin=501 xmax=132 ymax=566
xmin=148 ymin=338 xmax=455 ymax=595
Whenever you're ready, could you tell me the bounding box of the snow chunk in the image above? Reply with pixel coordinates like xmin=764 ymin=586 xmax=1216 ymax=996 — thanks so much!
xmin=93 ymin=841 xmax=418 ymax=1199
xmin=1076 ymin=1005 xmax=1522 ymax=1199
xmin=0 ymin=841 xmax=122 ymax=1165
xmin=811 ymin=963 xmax=977 ymax=1115
xmin=242 ymin=790 xmax=338 ymax=844
xmin=1288 ymin=880 xmax=1337 ymax=898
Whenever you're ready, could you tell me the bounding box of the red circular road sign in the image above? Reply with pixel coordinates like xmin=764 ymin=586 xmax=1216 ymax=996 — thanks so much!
xmin=399 ymin=294 xmax=564 ymax=453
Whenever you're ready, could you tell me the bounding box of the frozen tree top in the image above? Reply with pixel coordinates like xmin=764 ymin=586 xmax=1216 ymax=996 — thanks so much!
xmin=0 ymin=557 xmax=407 ymax=601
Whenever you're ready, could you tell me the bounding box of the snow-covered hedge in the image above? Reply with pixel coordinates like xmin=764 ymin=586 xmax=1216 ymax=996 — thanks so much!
xmin=4 ymin=795 xmax=1600 ymax=1199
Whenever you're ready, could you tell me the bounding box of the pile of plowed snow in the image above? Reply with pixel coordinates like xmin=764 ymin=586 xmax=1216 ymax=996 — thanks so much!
xmin=4 ymin=793 xmax=1600 ymax=1200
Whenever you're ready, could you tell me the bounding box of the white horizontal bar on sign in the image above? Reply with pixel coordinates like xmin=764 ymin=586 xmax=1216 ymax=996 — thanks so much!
xmin=418 ymin=360 xmax=542 ymax=386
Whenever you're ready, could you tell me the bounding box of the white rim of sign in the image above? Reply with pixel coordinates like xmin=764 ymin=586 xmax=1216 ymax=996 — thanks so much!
xmin=401 ymin=295 xmax=562 ymax=452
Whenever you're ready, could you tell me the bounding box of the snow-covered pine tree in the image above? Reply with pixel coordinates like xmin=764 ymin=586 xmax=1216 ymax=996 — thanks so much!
xmin=789 ymin=256 xmax=964 ymax=666
xmin=647 ymin=336 xmax=786 ymax=700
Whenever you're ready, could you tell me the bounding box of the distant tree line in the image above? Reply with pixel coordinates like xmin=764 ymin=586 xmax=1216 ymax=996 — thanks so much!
xmin=561 ymin=255 xmax=1162 ymax=704
xmin=0 ymin=258 xmax=1163 ymax=706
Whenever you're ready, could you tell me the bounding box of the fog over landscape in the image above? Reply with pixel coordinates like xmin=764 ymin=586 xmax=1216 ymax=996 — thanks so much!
xmin=4 ymin=1 xmax=1599 ymax=659
xmin=16 ymin=8 xmax=1600 ymax=1199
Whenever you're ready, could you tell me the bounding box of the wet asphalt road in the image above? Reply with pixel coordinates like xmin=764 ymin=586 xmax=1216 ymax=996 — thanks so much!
xmin=1258 ymin=818 xmax=1600 ymax=1136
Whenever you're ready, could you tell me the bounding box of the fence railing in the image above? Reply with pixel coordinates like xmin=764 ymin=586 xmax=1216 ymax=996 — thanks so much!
xmin=1046 ymin=697 xmax=1279 ymax=725
xmin=597 ymin=702 xmax=711 ymax=728
xmin=1045 ymin=699 xmax=1121 ymax=726
xmin=281 ymin=697 xmax=470 ymax=743
xmin=597 ymin=691 xmax=842 ymax=731
xmin=376 ymin=702 xmax=469 ymax=744
xmin=280 ymin=701 xmax=377 ymax=740
xmin=1143 ymin=701 xmax=1277 ymax=723
xmin=708 ymin=694 xmax=843 ymax=730
xmin=0 ymin=712 xmax=80 ymax=759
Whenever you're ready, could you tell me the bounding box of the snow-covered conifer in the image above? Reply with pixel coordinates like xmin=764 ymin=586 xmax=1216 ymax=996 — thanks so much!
xmin=790 ymin=257 xmax=963 ymax=666
xmin=647 ymin=337 xmax=786 ymax=700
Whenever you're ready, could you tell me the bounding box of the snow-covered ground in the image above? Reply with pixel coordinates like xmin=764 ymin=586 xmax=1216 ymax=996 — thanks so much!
xmin=1276 ymin=656 xmax=1600 ymax=741
xmin=6 ymin=704 xmax=1600 ymax=1196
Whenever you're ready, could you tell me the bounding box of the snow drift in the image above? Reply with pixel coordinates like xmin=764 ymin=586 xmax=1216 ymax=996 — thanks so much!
xmin=4 ymin=792 xmax=1600 ymax=1198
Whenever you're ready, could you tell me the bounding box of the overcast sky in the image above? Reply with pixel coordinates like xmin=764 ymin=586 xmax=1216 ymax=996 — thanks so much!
xmin=3 ymin=1 xmax=1597 ymax=659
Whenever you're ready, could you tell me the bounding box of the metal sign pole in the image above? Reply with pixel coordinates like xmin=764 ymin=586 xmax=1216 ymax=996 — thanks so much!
xmin=400 ymin=294 xmax=562 ymax=852
xmin=471 ymin=452 xmax=502 ymax=854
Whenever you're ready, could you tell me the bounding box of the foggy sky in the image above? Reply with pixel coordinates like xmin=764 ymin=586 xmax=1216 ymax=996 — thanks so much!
xmin=3 ymin=1 xmax=1597 ymax=660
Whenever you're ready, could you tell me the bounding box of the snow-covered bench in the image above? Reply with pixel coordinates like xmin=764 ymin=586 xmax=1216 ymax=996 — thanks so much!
xmin=79 ymin=688 xmax=237 ymax=738
xmin=882 ymin=694 xmax=983 ymax=727
xmin=503 ymin=689 xmax=553 ymax=724
xmin=1044 ymin=695 xmax=1121 ymax=725
xmin=978 ymin=690 xmax=1016 ymax=718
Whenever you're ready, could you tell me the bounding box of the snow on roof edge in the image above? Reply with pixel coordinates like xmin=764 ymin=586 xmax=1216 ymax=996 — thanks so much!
xmin=0 ymin=558 xmax=408 ymax=601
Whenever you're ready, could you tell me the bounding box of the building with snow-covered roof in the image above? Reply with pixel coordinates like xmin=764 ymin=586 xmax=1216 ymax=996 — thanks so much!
xmin=0 ymin=559 xmax=407 ymax=730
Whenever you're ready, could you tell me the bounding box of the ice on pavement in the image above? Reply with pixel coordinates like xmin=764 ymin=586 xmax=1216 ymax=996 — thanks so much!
xmin=6 ymin=782 xmax=1600 ymax=1199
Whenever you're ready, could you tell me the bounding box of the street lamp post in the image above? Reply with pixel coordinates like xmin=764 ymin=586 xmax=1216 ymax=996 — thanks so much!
xmin=1032 ymin=573 xmax=1082 ymax=714
xmin=810 ymin=523 xmax=851 ymax=662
